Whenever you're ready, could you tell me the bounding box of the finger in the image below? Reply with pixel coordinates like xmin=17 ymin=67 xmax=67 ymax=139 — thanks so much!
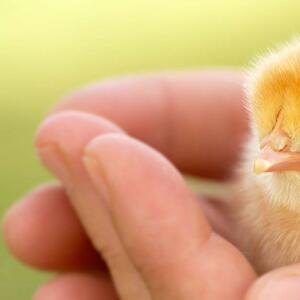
xmin=84 ymin=134 xmax=256 ymax=300
xmin=55 ymin=71 xmax=248 ymax=179
xmin=3 ymin=184 xmax=102 ymax=271
xmin=33 ymin=272 xmax=118 ymax=300
xmin=245 ymin=264 xmax=300 ymax=300
xmin=36 ymin=111 xmax=151 ymax=300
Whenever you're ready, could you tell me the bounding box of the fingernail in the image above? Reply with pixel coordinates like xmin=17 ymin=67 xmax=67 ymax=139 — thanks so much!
xmin=37 ymin=144 xmax=73 ymax=192
xmin=252 ymin=275 xmax=300 ymax=300
xmin=83 ymin=155 xmax=110 ymax=206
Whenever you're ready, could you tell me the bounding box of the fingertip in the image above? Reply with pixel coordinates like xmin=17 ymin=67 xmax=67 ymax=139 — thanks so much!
xmin=2 ymin=184 xmax=58 ymax=266
xmin=245 ymin=264 xmax=300 ymax=300
xmin=35 ymin=111 xmax=124 ymax=189
xmin=35 ymin=110 xmax=123 ymax=150
xmin=3 ymin=184 xmax=101 ymax=270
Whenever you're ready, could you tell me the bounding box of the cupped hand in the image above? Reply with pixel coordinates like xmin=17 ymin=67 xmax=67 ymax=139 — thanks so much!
xmin=4 ymin=71 xmax=300 ymax=300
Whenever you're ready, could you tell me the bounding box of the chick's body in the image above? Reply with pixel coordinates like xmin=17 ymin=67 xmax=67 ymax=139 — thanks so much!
xmin=234 ymin=39 xmax=300 ymax=274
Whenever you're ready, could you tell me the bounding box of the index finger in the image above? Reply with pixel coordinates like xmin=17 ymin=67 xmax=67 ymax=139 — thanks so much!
xmin=55 ymin=70 xmax=248 ymax=179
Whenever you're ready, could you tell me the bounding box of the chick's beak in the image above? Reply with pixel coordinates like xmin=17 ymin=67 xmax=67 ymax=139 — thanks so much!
xmin=254 ymin=145 xmax=300 ymax=174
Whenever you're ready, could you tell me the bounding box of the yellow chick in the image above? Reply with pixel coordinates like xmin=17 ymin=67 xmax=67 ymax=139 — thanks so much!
xmin=232 ymin=38 xmax=300 ymax=274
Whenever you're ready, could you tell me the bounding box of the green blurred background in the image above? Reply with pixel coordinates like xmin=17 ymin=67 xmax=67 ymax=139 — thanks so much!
xmin=1 ymin=1 xmax=300 ymax=298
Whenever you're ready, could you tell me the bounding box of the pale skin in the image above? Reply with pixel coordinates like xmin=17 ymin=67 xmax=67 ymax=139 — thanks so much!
xmin=4 ymin=71 xmax=300 ymax=299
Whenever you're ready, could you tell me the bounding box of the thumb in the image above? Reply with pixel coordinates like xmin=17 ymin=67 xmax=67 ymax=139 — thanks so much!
xmin=84 ymin=134 xmax=256 ymax=300
xmin=245 ymin=264 xmax=300 ymax=300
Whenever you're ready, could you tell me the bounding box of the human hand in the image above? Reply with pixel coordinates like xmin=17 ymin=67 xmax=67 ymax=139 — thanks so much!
xmin=4 ymin=71 xmax=300 ymax=299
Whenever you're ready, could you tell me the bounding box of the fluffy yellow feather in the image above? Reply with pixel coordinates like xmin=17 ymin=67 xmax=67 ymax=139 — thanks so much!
xmin=249 ymin=38 xmax=300 ymax=142
xmin=232 ymin=38 xmax=300 ymax=274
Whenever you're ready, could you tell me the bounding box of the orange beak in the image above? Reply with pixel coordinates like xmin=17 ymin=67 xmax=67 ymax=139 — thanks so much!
xmin=254 ymin=145 xmax=300 ymax=174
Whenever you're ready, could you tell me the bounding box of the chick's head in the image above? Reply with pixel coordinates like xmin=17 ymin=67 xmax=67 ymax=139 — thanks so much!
xmin=248 ymin=39 xmax=300 ymax=174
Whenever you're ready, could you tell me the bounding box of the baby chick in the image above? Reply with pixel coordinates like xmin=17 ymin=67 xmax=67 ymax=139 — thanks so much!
xmin=232 ymin=38 xmax=300 ymax=274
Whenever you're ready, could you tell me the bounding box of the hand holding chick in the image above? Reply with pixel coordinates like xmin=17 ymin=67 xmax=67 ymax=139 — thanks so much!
xmin=6 ymin=71 xmax=300 ymax=299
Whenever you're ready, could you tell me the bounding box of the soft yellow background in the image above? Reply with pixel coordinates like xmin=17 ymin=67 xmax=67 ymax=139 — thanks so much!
xmin=1 ymin=1 xmax=300 ymax=298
